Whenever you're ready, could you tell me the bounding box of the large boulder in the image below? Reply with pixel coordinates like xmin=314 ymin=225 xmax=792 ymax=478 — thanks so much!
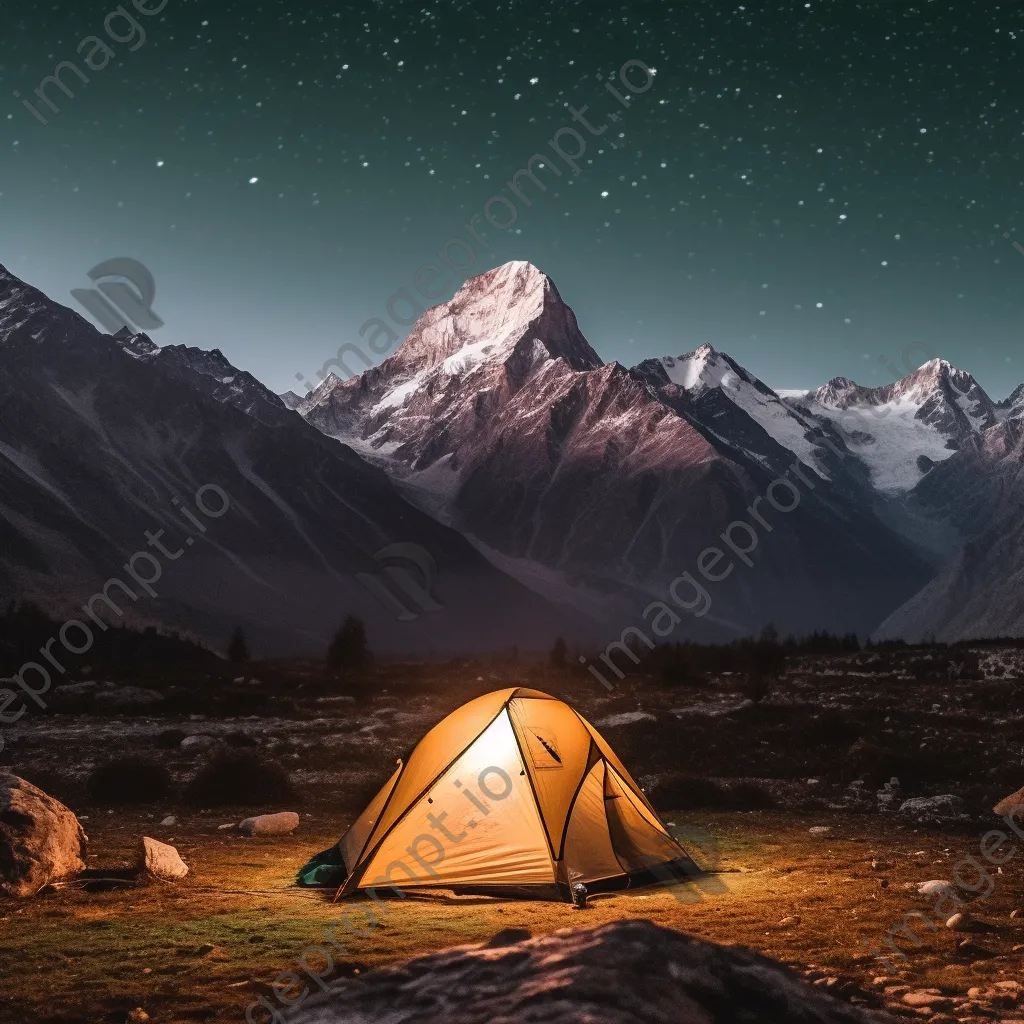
xmin=0 ymin=774 xmax=87 ymax=897
xmin=993 ymin=785 xmax=1024 ymax=817
xmin=284 ymin=920 xmax=893 ymax=1023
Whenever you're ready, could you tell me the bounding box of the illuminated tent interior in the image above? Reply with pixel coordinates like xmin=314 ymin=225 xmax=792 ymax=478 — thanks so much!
xmin=300 ymin=688 xmax=698 ymax=902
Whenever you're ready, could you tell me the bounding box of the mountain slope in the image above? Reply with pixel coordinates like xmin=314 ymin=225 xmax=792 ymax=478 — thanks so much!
xmin=0 ymin=264 xmax=582 ymax=656
xmin=297 ymin=262 xmax=933 ymax=639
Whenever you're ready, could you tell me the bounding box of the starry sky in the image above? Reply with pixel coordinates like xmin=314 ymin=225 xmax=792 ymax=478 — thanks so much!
xmin=2 ymin=0 xmax=1022 ymax=399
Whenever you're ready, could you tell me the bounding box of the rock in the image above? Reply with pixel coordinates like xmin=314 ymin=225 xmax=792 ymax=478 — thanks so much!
xmin=93 ymin=686 xmax=165 ymax=710
xmin=1011 ymin=908 xmax=1023 ymax=919
xmin=180 ymin=734 xmax=218 ymax=752
xmin=284 ymin=920 xmax=891 ymax=1023
xmin=778 ymin=915 xmax=802 ymax=928
xmin=945 ymin=913 xmax=972 ymax=931
xmin=126 ymin=1010 xmax=150 ymax=1023
xmin=993 ymin=785 xmax=1024 ymax=817
xmin=902 ymin=990 xmax=952 ymax=1010
xmin=956 ymin=938 xmax=994 ymax=958
xmin=238 ymin=811 xmax=300 ymax=837
xmin=0 ymin=774 xmax=87 ymax=897
xmin=917 ymin=880 xmax=957 ymax=899
xmin=808 ymin=826 xmax=831 ymax=835
xmin=594 ymin=711 xmax=657 ymax=727
xmin=160 ymin=815 xmax=177 ymax=827
xmin=898 ymin=795 xmax=968 ymax=822
xmin=136 ymin=837 xmax=188 ymax=882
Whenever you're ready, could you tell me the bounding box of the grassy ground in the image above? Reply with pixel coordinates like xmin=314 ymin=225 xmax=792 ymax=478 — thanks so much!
xmin=0 ymin=808 xmax=1021 ymax=1023
xmin=2 ymin=650 xmax=1023 ymax=1022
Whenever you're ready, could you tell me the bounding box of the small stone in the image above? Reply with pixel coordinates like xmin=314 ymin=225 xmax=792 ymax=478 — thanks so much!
xmin=1010 ymin=908 xmax=1023 ymax=919
xmin=918 ymin=880 xmax=956 ymax=898
xmin=777 ymin=915 xmax=802 ymax=928
xmin=217 ymin=823 xmax=236 ymax=830
xmin=238 ymin=812 xmax=300 ymax=837
xmin=946 ymin=913 xmax=972 ymax=931
xmin=957 ymin=938 xmax=993 ymax=958
xmin=902 ymin=989 xmax=952 ymax=1010
xmin=180 ymin=734 xmax=217 ymax=752
xmin=126 ymin=1010 xmax=150 ymax=1023
xmin=137 ymin=837 xmax=188 ymax=882
xmin=160 ymin=815 xmax=177 ymax=827
xmin=808 ymin=826 xmax=831 ymax=835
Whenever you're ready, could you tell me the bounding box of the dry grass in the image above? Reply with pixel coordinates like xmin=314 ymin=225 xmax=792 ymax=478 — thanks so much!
xmin=1 ymin=807 xmax=1021 ymax=1023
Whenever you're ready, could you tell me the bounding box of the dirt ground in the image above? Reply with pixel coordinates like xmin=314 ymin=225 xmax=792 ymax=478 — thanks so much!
xmin=1 ymin=649 xmax=1023 ymax=1022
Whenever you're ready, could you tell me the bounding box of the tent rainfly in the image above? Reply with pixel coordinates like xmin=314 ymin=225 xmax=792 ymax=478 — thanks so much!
xmin=316 ymin=687 xmax=698 ymax=902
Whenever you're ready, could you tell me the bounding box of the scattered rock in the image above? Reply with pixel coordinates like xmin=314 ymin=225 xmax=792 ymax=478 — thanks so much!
xmin=160 ymin=815 xmax=177 ymax=827
xmin=238 ymin=811 xmax=300 ymax=837
xmin=917 ymin=880 xmax=957 ymax=899
xmin=594 ymin=711 xmax=657 ymax=727
xmin=901 ymin=989 xmax=952 ymax=1011
xmin=93 ymin=686 xmax=165 ymax=710
xmin=993 ymin=785 xmax=1024 ymax=817
xmin=956 ymin=938 xmax=994 ymax=958
xmin=286 ymin=920 xmax=892 ymax=1023
xmin=898 ymin=795 xmax=968 ymax=823
xmin=0 ymin=774 xmax=87 ymax=897
xmin=136 ymin=837 xmax=188 ymax=882
xmin=180 ymin=734 xmax=218 ymax=752
xmin=809 ymin=826 xmax=832 ymax=835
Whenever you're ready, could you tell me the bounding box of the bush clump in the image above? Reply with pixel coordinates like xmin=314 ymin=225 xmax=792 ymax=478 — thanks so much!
xmin=186 ymin=750 xmax=295 ymax=806
xmin=87 ymin=756 xmax=174 ymax=805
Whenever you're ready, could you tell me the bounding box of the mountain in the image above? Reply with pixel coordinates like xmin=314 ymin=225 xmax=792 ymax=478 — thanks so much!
xmin=779 ymin=360 xmax=998 ymax=495
xmin=0 ymin=264 xmax=583 ymax=656
xmin=873 ymin=415 xmax=1024 ymax=642
xmin=295 ymin=262 xmax=934 ymax=640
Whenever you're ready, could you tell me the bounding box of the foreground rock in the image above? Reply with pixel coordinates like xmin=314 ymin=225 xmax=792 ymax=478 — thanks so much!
xmin=136 ymin=837 xmax=189 ymax=882
xmin=239 ymin=811 xmax=300 ymax=836
xmin=0 ymin=774 xmax=87 ymax=897
xmin=993 ymin=785 xmax=1024 ymax=817
xmin=285 ymin=920 xmax=893 ymax=1023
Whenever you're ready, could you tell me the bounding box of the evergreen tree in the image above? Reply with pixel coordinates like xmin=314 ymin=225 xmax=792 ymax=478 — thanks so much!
xmin=327 ymin=615 xmax=369 ymax=670
xmin=550 ymin=636 xmax=567 ymax=668
xmin=227 ymin=627 xmax=250 ymax=665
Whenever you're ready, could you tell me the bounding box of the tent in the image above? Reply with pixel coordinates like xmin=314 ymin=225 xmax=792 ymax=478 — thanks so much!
xmin=302 ymin=687 xmax=698 ymax=902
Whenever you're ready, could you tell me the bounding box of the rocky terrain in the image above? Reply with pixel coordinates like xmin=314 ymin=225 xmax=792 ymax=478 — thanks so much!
xmin=0 ymin=645 xmax=1021 ymax=1022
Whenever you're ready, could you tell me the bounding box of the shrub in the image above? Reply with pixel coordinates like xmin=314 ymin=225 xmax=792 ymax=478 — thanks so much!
xmin=186 ymin=750 xmax=295 ymax=806
xmin=649 ymin=775 xmax=731 ymax=810
xmin=727 ymin=781 xmax=776 ymax=810
xmin=153 ymin=728 xmax=187 ymax=750
xmin=87 ymin=756 xmax=174 ymax=805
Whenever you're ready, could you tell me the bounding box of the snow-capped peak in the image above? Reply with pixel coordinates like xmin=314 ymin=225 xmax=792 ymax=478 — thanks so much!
xmin=390 ymin=260 xmax=602 ymax=378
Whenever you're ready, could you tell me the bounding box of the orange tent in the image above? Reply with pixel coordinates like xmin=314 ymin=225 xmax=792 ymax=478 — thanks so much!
xmin=335 ymin=688 xmax=697 ymax=902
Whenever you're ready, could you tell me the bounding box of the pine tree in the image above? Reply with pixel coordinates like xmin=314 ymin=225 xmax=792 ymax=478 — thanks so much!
xmin=227 ymin=627 xmax=249 ymax=665
xmin=550 ymin=636 xmax=567 ymax=668
xmin=327 ymin=615 xmax=369 ymax=671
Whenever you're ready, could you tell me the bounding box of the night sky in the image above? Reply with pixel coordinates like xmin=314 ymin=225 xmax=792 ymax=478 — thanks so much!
xmin=2 ymin=0 xmax=1022 ymax=398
